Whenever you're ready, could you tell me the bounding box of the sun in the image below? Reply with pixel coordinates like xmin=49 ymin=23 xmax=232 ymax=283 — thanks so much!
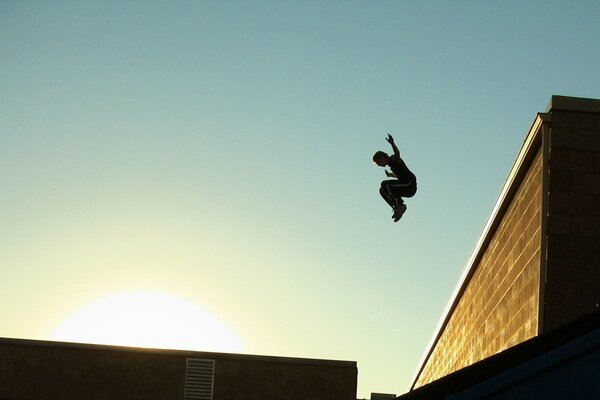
xmin=50 ymin=291 xmax=245 ymax=353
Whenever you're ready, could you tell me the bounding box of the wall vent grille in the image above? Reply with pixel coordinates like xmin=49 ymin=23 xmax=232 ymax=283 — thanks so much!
xmin=185 ymin=358 xmax=215 ymax=400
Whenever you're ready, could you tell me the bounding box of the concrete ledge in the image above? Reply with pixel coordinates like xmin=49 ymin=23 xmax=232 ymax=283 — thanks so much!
xmin=547 ymin=95 xmax=600 ymax=114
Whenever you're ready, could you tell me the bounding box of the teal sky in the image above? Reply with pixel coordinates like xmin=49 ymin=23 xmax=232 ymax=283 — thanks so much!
xmin=2 ymin=1 xmax=600 ymax=397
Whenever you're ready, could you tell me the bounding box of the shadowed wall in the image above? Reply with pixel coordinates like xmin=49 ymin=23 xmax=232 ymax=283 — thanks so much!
xmin=544 ymin=100 xmax=600 ymax=330
xmin=0 ymin=338 xmax=357 ymax=400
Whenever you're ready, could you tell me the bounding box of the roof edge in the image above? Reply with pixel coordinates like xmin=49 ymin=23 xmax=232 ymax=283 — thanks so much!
xmin=408 ymin=111 xmax=550 ymax=390
xmin=0 ymin=336 xmax=356 ymax=367
xmin=547 ymin=95 xmax=600 ymax=113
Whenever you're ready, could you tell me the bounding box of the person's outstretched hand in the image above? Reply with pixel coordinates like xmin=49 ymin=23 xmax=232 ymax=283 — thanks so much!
xmin=386 ymin=133 xmax=395 ymax=144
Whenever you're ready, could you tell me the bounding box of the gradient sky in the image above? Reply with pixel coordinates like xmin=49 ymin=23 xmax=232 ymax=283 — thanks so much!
xmin=2 ymin=1 xmax=600 ymax=397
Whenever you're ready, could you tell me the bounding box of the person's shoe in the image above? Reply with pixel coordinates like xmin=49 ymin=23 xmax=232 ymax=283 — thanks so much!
xmin=391 ymin=201 xmax=401 ymax=217
xmin=393 ymin=204 xmax=407 ymax=222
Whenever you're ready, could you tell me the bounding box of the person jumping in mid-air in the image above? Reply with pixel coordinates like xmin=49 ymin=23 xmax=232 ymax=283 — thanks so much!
xmin=373 ymin=134 xmax=417 ymax=222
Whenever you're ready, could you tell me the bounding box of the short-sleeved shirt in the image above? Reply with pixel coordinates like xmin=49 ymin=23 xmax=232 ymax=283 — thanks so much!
xmin=388 ymin=155 xmax=416 ymax=184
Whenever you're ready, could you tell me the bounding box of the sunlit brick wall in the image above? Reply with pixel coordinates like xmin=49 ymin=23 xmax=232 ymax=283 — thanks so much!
xmin=414 ymin=148 xmax=542 ymax=388
xmin=411 ymin=96 xmax=600 ymax=390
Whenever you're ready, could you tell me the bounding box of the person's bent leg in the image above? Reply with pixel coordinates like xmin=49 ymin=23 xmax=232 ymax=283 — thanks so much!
xmin=383 ymin=180 xmax=404 ymax=209
xmin=380 ymin=182 xmax=397 ymax=209
xmin=387 ymin=180 xmax=416 ymax=202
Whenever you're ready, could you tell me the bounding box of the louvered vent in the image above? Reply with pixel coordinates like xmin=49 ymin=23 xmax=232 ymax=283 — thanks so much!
xmin=185 ymin=358 xmax=215 ymax=400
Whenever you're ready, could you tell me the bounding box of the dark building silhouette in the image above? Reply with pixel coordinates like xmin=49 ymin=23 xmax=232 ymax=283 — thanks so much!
xmin=0 ymin=338 xmax=357 ymax=400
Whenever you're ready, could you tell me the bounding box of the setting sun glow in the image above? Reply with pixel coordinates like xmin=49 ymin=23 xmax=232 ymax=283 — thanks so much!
xmin=51 ymin=291 xmax=244 ymax=353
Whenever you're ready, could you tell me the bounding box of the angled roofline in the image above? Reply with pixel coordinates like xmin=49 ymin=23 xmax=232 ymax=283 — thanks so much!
xmin=408 ymin=111 xmax=551 ymax=390
xmin=408 ymin=95 xmax=600 ymax=391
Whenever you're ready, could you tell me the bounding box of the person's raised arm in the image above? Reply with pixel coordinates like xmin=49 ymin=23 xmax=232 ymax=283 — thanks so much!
xmin=386 ymin=133 xmax=400 ymax=157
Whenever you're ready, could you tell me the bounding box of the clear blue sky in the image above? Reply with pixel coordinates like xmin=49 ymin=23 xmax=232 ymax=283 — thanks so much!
xmin=2 ymin=1 xmax=600 ymax=397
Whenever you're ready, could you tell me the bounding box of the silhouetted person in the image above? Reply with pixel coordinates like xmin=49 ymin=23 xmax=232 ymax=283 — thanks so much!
xmin=373 ymin=134 xmax=417 ymax=222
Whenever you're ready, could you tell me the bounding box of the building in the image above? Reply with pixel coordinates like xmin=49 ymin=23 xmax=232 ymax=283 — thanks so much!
xmin=399 ymin=310 xmax=600 ymax=399
xmin=0 ymin=337 xmax=357 ymax=400
xmin=405 ymin=95 xmax=600 ymax=397
xmin=4 ymin=96 xmax=599 ymax=400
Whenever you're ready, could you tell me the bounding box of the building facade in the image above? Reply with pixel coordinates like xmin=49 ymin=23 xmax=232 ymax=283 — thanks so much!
xmin=399 ymin=311 xmax=600 ymax=400
xmin=0 ymin=337 xmax=357 ymax=400
xmin=411 ymin=96 xmax=600 ymax=388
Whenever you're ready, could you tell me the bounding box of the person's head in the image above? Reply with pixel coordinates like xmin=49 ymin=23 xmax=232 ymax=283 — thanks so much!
xmin=372 ymin=151 xmax=389 ymax=167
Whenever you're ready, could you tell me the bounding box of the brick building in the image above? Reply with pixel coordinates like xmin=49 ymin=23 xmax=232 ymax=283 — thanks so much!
xmin=399 ymin=311 xmax=600 ymax=399
xmin=410 ymin=95 xmax=600 ymax=389
xmin=0 ymin=337 xmax=357 ymax=400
